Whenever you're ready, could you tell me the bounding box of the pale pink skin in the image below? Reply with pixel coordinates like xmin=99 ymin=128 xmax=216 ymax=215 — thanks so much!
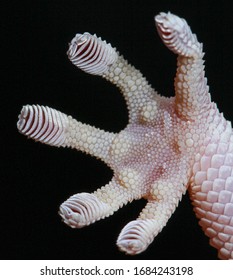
xmin=17 ymin=12 xmax=233 ymax=259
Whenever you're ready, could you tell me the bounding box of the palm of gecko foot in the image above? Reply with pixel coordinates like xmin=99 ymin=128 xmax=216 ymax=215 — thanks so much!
xmin=17 ymin=12 xmax=233 ymax=258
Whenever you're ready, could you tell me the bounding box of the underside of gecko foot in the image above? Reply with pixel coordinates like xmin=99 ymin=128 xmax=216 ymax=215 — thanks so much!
xmin=116 ymin=219 xmax=157 ymax=255
xmin=59 ymin=193 xmax=111 ymax=228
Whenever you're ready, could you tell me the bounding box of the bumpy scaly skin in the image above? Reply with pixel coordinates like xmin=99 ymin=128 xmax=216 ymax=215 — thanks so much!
xmin=17 ymin=12 xmax=233 ymax=259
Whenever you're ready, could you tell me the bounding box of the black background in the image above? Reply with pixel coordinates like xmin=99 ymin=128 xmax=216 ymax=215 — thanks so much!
xmin=2 ymin=0 xmax=233 ymax=260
